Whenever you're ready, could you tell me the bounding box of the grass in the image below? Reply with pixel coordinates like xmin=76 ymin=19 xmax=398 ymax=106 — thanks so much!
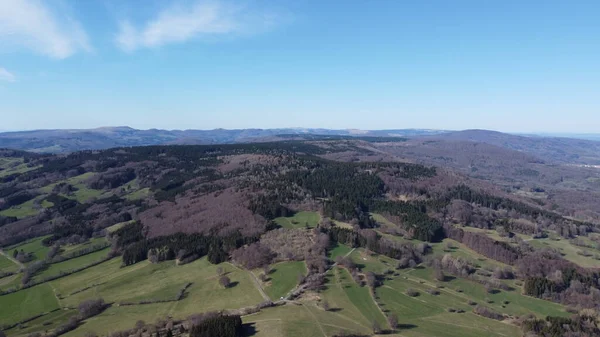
xmin=34 ymin=247 xmax=110 ymax=281
xmin=59 ymin=258 xmax=264 ymax=336
xmin=0 ymin=158 xmax=39 ymax=178
xmin=458 ymin=225 xmax=600 ymax=269
xmin=348 ymin=248 xmax=396 ymax=274
xmin=39 ymin=172 xmax=107 ymax=203
xmin=0 ymin=283 xmax=60 ymax=328
xmin=0 ymin=198 xmax=39 ymax=218
xmin=60 ymin=237 xmax=108 ymax=253
xmin=274 ymin=211 xmax=320 ymax=229
xmin=389 ymin=266 xmax=567 ymax=318
xmin=321 ymin=267 xmax=387 ymax=330
xmin=7 ymin=236 xmax=52 ymax=265
xmin=124 ymin=187 xmax=150 ymax=200
xmin=4 ymin=308 xmax=77 ymax=337
xmin=263 ymin=261 xmax=306 ymax=300
xmin=328 ymin=243 xmax=352 ymax=260
xmin=0 ymin=273 xmax=22 ymax=291
xmin=0 ymin=253 xmax=19 ymax=273
xmin=106 ymin=220 xmax=136 ymax=233
xmin=52 ymin=257 xmax=260 ymax=307
xmin=527 ymin=237 xmax=600 ymax=268
xmin=243 ymin=302 xmax=371 ymax=337
xmin=332 ymin=220 xmax=353 ymax=229
xmin=371 ymin=212 xmax=397 ymax=228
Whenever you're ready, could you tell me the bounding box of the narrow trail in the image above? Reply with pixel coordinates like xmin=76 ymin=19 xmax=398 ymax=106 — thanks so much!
xmin=283 ymin=247 xmax=356 ymax=300
xmin=0 ymin=249 xmax=24 ymax=269
xmin=301 ymin=303 xmax=327 ymax=337
xmin=228 ymin=262 xmax=271 ymax=302
xmin=249 ymin=270 xmax=271 ymax=302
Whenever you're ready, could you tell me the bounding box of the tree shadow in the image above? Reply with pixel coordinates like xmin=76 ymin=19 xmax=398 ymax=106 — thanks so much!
xmin=328 ymin=307 xmax=342 ymax=313
xmin=397 ymin=323 xmax=418 ymax=330
xmin=242 ymin=323 xmax=258 ymax=336
xmin=442 ymin=275 xmax=456 ymax=282
xmin=227 ymin=281 xmax=239 ymax=288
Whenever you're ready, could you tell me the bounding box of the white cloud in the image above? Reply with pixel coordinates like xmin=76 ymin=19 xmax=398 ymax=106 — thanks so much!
xmin=0 ymin=67 xmax=16 ymax=82
xmin=0 ymin=0 xmax=90 ymax=59
xmin=116 ymin=0 xmax=278 ymax=52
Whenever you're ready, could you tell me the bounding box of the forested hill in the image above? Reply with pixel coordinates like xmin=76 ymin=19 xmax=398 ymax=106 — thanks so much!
xmin=2 ymin=140 xmax=600 ymax=337
xmin=1 ymin=139 xmax=598 ymax=245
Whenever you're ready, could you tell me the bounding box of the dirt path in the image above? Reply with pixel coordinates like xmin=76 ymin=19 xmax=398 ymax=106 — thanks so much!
xmin=0 ymin=249 xmax=24 ymax=269
xmin=283 ymin=247 xmax=357 ymax=301
xmin=228 ymin=262 xmax=271 ymax=302
xmin=249 ymin=269 xmax=271 ymax=302
xmin=301 ymin=303 xmax=327 ymax=337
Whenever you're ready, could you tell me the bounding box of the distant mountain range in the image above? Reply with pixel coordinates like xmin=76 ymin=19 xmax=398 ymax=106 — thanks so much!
xmin=0 ymin=127 xmax=447 ymax=153
xmin=1 ymin=127 xmax=600 ymax=165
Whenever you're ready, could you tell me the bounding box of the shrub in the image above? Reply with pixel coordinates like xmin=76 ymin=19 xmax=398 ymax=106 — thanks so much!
xmin=405 ymin=288 xmax=419 ymax=297
xmin=219 ymin=276 xmax=231 ymax=288
xmin=473 ymin=305 xmax=504 ymax=320
xmin=427 ymin=288 xmax=440 ymax=295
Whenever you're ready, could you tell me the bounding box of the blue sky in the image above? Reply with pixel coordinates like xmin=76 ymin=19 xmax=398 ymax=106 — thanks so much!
xmin=0 ymin=0 xmax=598 ymax=132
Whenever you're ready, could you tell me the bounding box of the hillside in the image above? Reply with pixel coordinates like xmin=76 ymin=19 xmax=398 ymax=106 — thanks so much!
xmin=1 ymin=140 xmax=600 ymax=337
xmin=0 ymin=128 xmax=443 ymax=153
xmin=429 ymin=129 xmax=600 ymax=165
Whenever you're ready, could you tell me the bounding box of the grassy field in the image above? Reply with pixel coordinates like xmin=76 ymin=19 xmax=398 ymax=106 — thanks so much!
xmin=39 ymin=172 xmax=107 ymax=203
xmin=1 ymin=231 xmax=572 ymax=337
xmin=0 ymin=198 xmax=39 ymax=218
xmin=328 ymin=243 xmax=352 ymax=260
xmin=527 ymin=237 xmax=600 ymax=268
xmin=124 ymin=187 xmax=150 ymax=200
xmin=34 ymin=248 xmax=110 ymax=282
xmin=106 ymin=220 xmax=136 ymax=233
xmin=0 ymin=253 xmax=19 ymax=273
xmin=0 ymin=158 xmax=39 ymax=178
xmin=0 ymin=273 xmax=22 ymax=291
xmin=371 ymin=212 xmax=397 ymax=229
xmin=348 ymin=248 xmax=397 ymax=274
xmin=321 ymin=267 xmax=388 ymax=330
xmin=60 ymin=237 xmax=108 ymax=253
xmin=459 ymin=225 xmax=600 ymax=268
xmin=58 ymin=258 xmax=264 ymax=336
xmin=0 ymin=283 xmax=60 ymax=328
xmin=51 ymin=257 xmax=260 ymax=308
xmin=5 ymin=308 xmax=77 ymax=337
xmin=7 ymin=237 xmax=51 ymax=265
xmin=263 ymin=261 xmax=306 ymax=300
xmin=244 ymin=302 xmax=371 ymax=337
xmin=274 ymin=211 xmax=320 ymax=229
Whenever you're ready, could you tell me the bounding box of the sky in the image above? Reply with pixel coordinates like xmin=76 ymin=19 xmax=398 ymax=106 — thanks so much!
xmin=0 ymin=0 xmax=599 ymax=132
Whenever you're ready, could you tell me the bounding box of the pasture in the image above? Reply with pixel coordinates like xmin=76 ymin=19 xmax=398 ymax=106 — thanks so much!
xmin=0 ymin=253 xmax=19 ymax=273
xmin=0 ymin=284 xmax=60 ymax=329
xmin=57 ymin=258 xmax=263 ymax=336
xmin=263 ymin=261 xmax=306 ymax=300
xmin=34 ymin=247 xmax=110 ymax=282
xmin=7 ymin=237 xmax=51 ymax=265
xmin=274 ymin=211 xmax=320 ymax=229
xmin=0 ymin=198 xmax=39 ymax=219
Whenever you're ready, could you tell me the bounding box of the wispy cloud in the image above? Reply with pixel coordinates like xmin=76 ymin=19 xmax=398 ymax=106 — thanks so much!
xmin=115 ymin=0 xmax=280 ymax=52
xmin=0 ymin=67 xmax=16 ymax=82
xmin=0 ymin=0 xmax=90 ymax=59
